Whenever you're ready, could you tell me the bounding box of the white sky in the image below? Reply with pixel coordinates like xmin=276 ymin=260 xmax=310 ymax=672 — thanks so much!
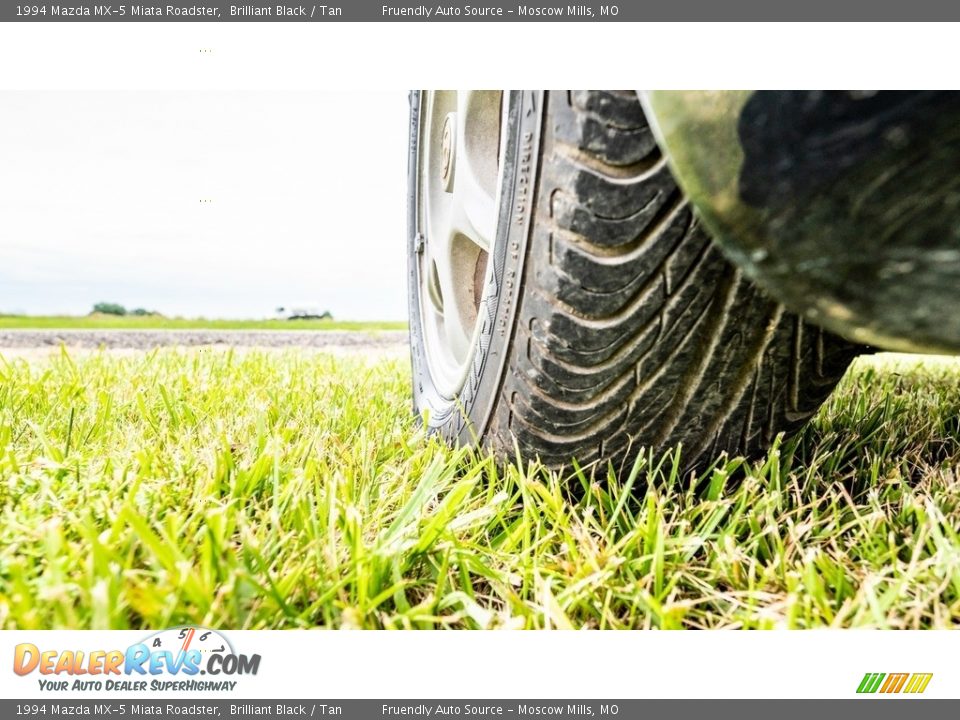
xmin=0 ymin=91 xmax=410 ymax=320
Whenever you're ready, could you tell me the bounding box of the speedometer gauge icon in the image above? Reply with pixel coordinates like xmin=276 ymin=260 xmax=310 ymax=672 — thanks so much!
xmin=140 ymin=627 xmax=233 ymax=657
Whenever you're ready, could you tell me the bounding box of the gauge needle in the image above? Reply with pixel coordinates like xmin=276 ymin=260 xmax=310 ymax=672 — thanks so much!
xmin=176 ymin=627 xmax=196 ymax=668
xmin=181 ymin=627 xmax=196 ymax=653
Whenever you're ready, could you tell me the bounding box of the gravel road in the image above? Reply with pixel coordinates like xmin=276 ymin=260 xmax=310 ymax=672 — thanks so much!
xmin=0 ymin=329 xmax=409 ymax=357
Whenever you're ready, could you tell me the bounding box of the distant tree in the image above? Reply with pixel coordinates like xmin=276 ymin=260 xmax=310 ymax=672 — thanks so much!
xmin=288 ymin=309 xmax=333 ymax=321
xmin=130 ymin=308 xmax=156 ymax=316
xmin=92 ymin=302 xmax=127 ymax=316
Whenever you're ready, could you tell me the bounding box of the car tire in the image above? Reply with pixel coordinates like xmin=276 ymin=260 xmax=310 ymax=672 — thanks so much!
xmin=407 ymin=90 xmax=861 ymax=472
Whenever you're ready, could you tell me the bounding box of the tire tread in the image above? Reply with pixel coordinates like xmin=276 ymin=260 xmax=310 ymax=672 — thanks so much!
xmin=484 ymin=91 xmax=860 ymax=470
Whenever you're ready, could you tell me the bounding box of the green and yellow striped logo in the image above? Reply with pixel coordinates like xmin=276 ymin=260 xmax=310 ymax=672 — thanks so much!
xmin=857 ymin=672 xmax=933 ymax=694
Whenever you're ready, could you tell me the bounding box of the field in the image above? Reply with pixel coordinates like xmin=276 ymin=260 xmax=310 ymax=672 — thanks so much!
xmin=1 ymin=348 xmax=959 ymax=629
xmin=0 ymin=315 xmax=406 ymax=332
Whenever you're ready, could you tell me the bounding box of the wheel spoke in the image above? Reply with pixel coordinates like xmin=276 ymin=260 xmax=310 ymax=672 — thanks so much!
xmin=427 ymin=237 xmax=475 ymax=362
xmin=447 ymin=90 xmax=501 ymax=252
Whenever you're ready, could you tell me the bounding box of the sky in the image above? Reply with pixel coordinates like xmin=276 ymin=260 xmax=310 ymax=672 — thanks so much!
xmin=0 ymin=91 xmax=410 ymax=320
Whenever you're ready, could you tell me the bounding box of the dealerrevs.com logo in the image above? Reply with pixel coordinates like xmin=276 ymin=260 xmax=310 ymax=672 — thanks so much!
xmin=13 ymin=627 xmax=261 ymax=693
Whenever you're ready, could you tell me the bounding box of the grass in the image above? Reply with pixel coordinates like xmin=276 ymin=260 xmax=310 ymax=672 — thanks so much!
xmin=0 ymin=314 xmax=406 ymax=331
xmin=1 ymin=348 xmax=960 ymax=629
